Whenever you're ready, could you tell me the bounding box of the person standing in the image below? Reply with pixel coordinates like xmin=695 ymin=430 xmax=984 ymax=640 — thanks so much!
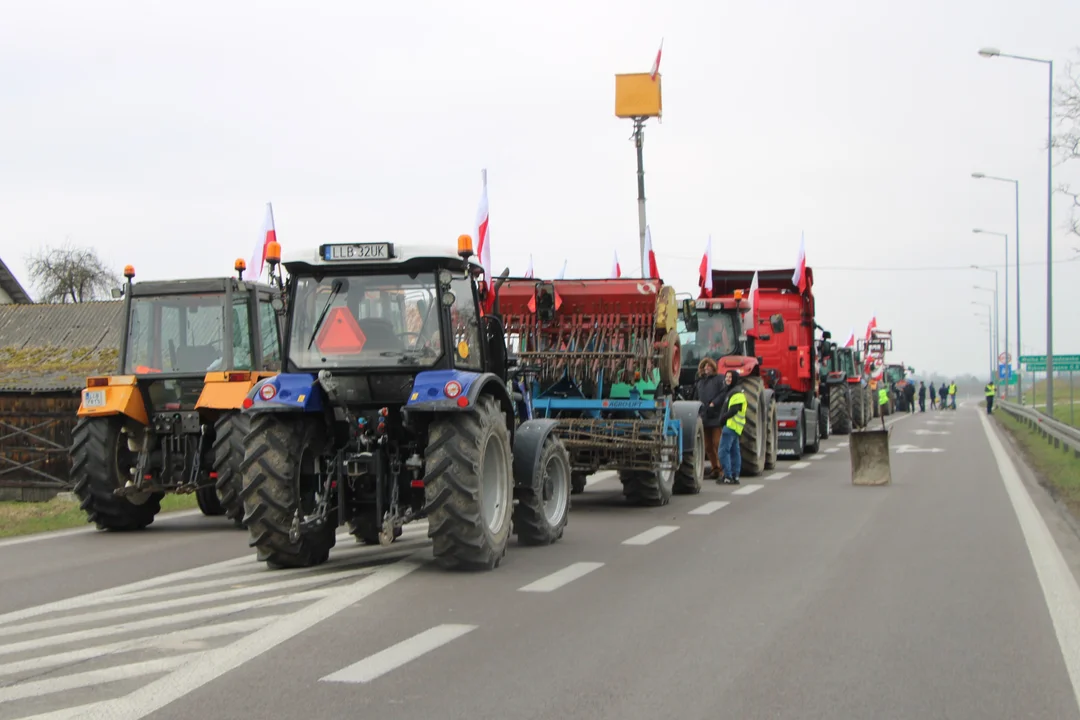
xmin=929 ymin=382 xmax=937 ymax=409
xmin=718 ymin=370 xmax=747 ymax=485
xmin=940 ymin=382 xmax=949 ymax=410
xmin=918 ymin=381 xmax=927 ymax=412
xmin=905 ymin=382 xmax=916 ymax=413
xmin=948 ymin=381 xmax=957 ymax=410
xmin=694 ymin=358 xmax=727 ymax=480
xmin=985 ymin=379 xmax=996 ymax=414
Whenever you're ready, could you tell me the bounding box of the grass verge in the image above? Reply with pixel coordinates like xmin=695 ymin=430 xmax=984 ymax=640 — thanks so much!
xmin=996 ymin=410 xmax=1080 ymax=520
xmin=0 ymin=493 xmax=200 ymax=539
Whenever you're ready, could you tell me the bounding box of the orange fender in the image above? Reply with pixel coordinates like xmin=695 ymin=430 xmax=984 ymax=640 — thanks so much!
xmin=77 ymin=376 xmax=149 ymax=426
xmin=196 ymin=371 xmax=279 ymax=411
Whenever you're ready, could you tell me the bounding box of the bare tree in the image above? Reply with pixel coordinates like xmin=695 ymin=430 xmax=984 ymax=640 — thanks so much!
xmin=1054 ymin=48 xmax=1080 ymax=237
xmin=25 ymin=242 xmax=120 ymax=303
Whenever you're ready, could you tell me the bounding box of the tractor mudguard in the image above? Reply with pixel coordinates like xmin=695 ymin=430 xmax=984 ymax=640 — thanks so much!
xmin=243 ymin=373 xmax=324 ymax=413
xmin=77 ymin=376 xmax=149 ymax=425
xmin=510 ymin=418 xmax=561 ymax=490
xmin=196 ymin=371 xmax=280 ymax=411
xmin=671 ymin=400 xmax=704 ymax=464
xmin=406 ymin=370 xmax=514 ymax=430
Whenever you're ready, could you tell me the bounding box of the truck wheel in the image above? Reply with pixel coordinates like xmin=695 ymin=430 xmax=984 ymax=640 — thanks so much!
xmin=512 ymin=432 xmax=571 ymax=546
xmin=739 ymin=376 xmax=767 ymax=476
xmin=764 ymin=400 xmax=779 ymax=470
xmin=211 ymin=411 xmax=250 ymax=527
xmin=819 ymin=399 xmax=831 ymax=440
xmin=240 ymin=414 xmax=337 ymax=569
xmin=426 ymin=395 xmax=514 ymax=570
xmin=807 ymin=404 xmax=822 ymax=454
xmin=674 ymin=416 xmax=704 ymax=495
xmin=571 ymin=472 xmax=588 ymax=495
xmin=70 ymin=417 xmax=163 ymax=531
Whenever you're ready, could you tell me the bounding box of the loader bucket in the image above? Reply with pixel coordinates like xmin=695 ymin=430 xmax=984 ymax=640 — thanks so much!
xmin=849 ymin=428 xmax=891 ymax=486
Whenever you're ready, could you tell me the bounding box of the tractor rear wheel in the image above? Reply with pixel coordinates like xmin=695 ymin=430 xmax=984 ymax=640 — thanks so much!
xmin=70 ymin=417 xmax=163 ymax=531
xmin=212 ymin=411 xmax=250 ymax=527
xmin=240 ymin=414 xmax=337 ymax=569
xmin=831 ymin=384 xmax=853 ymax=435
xmin=674 ymin=416 xmax=704 ymax=495
xmin=851 ymin=385 xmax=866 ymax=429
xmin=739 ymin=376 xmax=767 ymax=476
xmin=764 ymin=399 xmax=779 ymax=470
xmin=425 ymin=395 xmax=515 ymax=570
xmin=512 ymin=432 xmax=571 ymax=546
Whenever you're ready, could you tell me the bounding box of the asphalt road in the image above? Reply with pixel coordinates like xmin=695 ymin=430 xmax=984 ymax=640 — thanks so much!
xmin=3 ymin=402 xmax=1080 ymax=719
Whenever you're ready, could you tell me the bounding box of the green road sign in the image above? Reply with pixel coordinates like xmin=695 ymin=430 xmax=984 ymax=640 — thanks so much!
xmin=1021 ymin=354 xmax=1080 ymax=365
xmin=1024 ymin=362 xmax=1080 ymax=373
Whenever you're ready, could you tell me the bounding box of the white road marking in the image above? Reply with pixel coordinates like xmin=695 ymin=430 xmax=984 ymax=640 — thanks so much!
xmin=810 ymin=454 xmax=827 ymax=460
xmin=320 ymin=623 xmax=477 ymax=684
xmin=765 ymin=472 xmax=791 ymax=480
xmin=790 ymin=462 xmax=811 ymax=469
xmin=979 ymin=410 xmax=1080 ymax=710
xmin=585 ymin=471 xmax=618 ymax=487
xmin=825 ymin=448 xmax=840 ymax=453
xmin=9 ymin=701 xmax=114 ymax=720
xmin=0 ymin=652 xmax=201 ymax=704
xmin=622 ymin=525 xmax=680 ymax=546
xmin=688 ymin=501 xmax=730 ymax=515
xmin=518 ymin=562 xmax=604 ymax=592
xmin=731 ymin=484 xmax=763 ymax=496
xmin=837 ymin=442 xmax=850 ymax=447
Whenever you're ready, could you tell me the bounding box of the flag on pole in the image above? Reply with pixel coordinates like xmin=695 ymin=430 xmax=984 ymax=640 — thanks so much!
xmin=642 ymin=225 xmax=660 ymax=278
xmin=744 ymin=271 xmax=760 ymax=337
xmin=524 ymin=254 xmax=534 ymax=279
xmin=864 ymin=313 xmax=877 ymax=343
xmin=244 ymin=202 xmax=276 ymax=282
xmin=610 ymin=250 xmax=622 ymax=279
xmin=843 ymin=328 xmax=855 ymax=348
xmin=791 ymin=231 xmax=807 ymax=293
xmin=697 ymin=236 xmax=713 ymax=298
xmin=475 ymin=170 xmax=493 ymax=280
xmin=557 ymin=259 xmax=568 ymax=280
xmin=650 ymin=39 xmax=663 ymax=81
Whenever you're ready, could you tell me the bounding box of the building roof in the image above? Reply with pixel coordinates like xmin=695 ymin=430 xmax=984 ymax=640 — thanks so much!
xmin=0 ymin=301 xmax=124 ymax=392
xmin=0 ymin=257 xmax=32 ymax=304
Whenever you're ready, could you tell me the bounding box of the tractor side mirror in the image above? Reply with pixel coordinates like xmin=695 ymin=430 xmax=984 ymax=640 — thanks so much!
xmin=822 ymin=330 xmax=832 ymax=340
xmin=111 ymin=287 xmax=123 ymax=299
xmin=681 ymin=299 xmax=698 ymax=332
xmin=770 ymin=314 xmax=785 ymax=333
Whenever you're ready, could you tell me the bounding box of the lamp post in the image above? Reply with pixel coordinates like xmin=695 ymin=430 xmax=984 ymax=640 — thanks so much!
xmin=978 ymin=47 xmax=1055 ymax=415
xmin=973 ymin=229 xmax=1009 ymax=391
xmin=973 ymin=302 xmax=994 ymax=378
xmin=971 ymin=172 xmax=1020 ymax=401
xmin=974 ymin=284 xmax=998 ymax=365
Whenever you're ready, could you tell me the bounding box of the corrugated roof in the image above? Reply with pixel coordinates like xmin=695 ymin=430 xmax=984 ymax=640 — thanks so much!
xmin=0 ymin=302 xmax=124 ymax=392
xmin=0 ymin=258 xmax=32 ymax=304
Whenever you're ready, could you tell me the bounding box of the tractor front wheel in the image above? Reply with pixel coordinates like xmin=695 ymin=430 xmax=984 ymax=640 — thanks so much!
xmin=70 ymin=417 xmax=163 ymax=531
xmin=764 ymin=399 xmax=779 ymax=470
xmin=738 ymin=376 xmax=768 ymax=476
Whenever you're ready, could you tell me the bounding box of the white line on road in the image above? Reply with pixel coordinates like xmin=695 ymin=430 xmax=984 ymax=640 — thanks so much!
xmin=825 ymin=448 xmax=840 ymax=453
xmin=810 ymin=454 xmax=827 ymax=460
xmin=518 ymin=562 xmax=604 ymax=592
xmin=731 ymin=484 xmax=763 ymax=496
xmin=586 ymin=471 xmax=618 ymax=487
xmin=9 ymin=700 xmax=114 ymax=720
xmin=837 ymin=442 xmax=849 ymax=447
xmin=688 ymin=501 xmax=730 ymax=515
xmin=622 ymin=526 xmax=679 ymax=546
xmin=320 ymin=624 xmax=477 ymax=684
xmin=789 ymin=462 xmax=810 ymax=469
xmin=0 ymin=652 xmax=201 ymax=704
xmin=979 ymin=411 xmax=1080 ymax=711
xmin=765 ymin=472 xmax=790 ymax=480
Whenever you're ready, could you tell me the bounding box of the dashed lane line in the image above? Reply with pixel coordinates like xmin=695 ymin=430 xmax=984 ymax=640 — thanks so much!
xmin=825 ymin=448 xmax=840 ymax=453
xmin=810 ymin=454 xmax=827 ymax=460
xmin=765 ymin=472 xmax=790 ymax=480
xmin=731 ymin=484 xmax=763 ymax=496
xmin=789 ymin=462 xmax=810 ymax=470
xmin=320 ymin=624 xmax=477 ymax=685
xmin=518 ymin=562 xmax=605 ymax=592
xmin=621 ymin=526 xmax=680 ymax=546
xmin=688 ymin=501 xmax=730 ymax=515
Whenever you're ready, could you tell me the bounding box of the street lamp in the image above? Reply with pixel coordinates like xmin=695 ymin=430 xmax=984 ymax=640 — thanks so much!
xmin=973 ymin=228 xmax=1009 ymax=390
xmin=971 ymin=172 xmax=1021 ymax=402
xmin=974 ymin=284 xmax=998 ymax=364
xmin=978 ymin=46 xmax=1055 ymax=415
xmin=972 ymin=301 xmax=994 ymax=378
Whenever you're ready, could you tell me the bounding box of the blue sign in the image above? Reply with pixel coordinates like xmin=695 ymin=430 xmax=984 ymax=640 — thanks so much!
xmin=998 ymin=363 xmax=1012 ymax=380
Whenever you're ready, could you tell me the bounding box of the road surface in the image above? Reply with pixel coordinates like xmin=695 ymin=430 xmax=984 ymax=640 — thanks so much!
xmin=2 ymin=403 xmax=1080 ymax=720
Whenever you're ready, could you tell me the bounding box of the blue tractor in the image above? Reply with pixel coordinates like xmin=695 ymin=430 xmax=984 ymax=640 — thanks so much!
xmin=239 ymin=237 xmax=571 ymax=570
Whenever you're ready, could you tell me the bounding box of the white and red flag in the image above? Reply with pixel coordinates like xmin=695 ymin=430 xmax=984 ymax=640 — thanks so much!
xmin=244 ymin=202 xmax=276 ymax=282
xmin=650 ymin=39 xmax=663 ymax=81
xmin=642 ymin=225 xmax=659 ymax=278
xmin=843 ymin=328 xmax=856 ymax=348
xmin=744 ymin=271 xmax=760 ymax=337
xmin=791 ymin=231 xmax=807 ymax=293
xmin=610 ymin=250 xmax=622 ymax=279
xmin=524 ymin=254 xmax=534 ymax=279
xmin=697 ymin=236 xmax=713 ymax=298
xmin=474 ymin=170 xmax=493 ymax=278
xmin=864 ymin=313 xmax=877 ymax=343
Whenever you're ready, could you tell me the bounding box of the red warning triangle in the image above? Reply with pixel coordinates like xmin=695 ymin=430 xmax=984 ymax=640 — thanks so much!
xmin=315 ymin=307 xmax=367 ymax=354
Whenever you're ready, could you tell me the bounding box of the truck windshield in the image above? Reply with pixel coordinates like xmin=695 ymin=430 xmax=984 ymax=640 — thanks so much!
xmin=678 ymin=313 xmax=738 ymax=364
xmin=288 ymin=274 xmax=442 ymax=369
xmin=124 ymin=293 xmax=233 ymax=374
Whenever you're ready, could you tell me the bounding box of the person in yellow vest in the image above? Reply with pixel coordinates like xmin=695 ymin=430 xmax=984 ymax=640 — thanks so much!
xmin=985 ymin=379 xmax=995 ymax=414
xmin=718 ymin=370 xmax=748 ymax=485
xmin=948 ymin=381 xmax=957 ymax=410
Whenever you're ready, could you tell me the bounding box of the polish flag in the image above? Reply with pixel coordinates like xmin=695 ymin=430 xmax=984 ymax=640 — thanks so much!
xmin=864 ymin=314 xmax=877 ymax=343
xmin=524 ymin=254 xmax=534 ymax=279
xmin=843 ymin=328 xmax=856 ymax=348
xmin=744 ymin=271 xmax=760 ymax=337
xmin=697 ymin=236 xmax=713 ymax=298
xmin=791 ymin=232 xmax=807 ymax=293
xmin=244 ymin=202 xmax=276 ymax=282
xmin=610 ymin=250 xmax=622 ymax=279
xmin=642 ymin=226 xmax=660 ymax=278
xmin=650 ymin=39 xmax=663 ymax=81
xmin=474 ymin=170 xmax=493 ymax=280
xmin=557 ymin=259 xmax=568 ymax=280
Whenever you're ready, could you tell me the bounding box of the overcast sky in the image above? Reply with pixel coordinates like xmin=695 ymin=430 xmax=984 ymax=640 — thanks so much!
xmin=2 ymin=0 xmax=1079 ymax=380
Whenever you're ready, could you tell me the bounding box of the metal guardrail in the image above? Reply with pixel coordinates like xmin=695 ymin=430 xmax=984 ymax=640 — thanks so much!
xmin=998 ymin=400 xmax=1080 ymax=459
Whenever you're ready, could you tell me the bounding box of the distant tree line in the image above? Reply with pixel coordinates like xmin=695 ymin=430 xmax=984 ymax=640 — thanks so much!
xmin=1055 ymin=48 xmax=1080 ymax=243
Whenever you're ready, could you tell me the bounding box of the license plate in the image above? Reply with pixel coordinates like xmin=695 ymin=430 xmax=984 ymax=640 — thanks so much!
xmin=323 ymin=243 xmax=392 ymax=261
xmin=83 ymin=390 xmax=106 ymax=408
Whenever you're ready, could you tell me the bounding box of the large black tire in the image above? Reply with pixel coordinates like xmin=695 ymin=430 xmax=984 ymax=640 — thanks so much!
xmin=195 ymin=486 xmax=226 ymax=517
xmin=819 ymin=398 xmax=831 ymax=440
xmin=70 ymin=417 xmax=163 ymax=531
xmin=739 ymin=376 xmax=767 ymax=476
xmin=240 ymin=414 xmax=337 ymax=569
xmin=570 ymin=472 xmax=588 ymax=495
xmin=425 ymin=395 xmax=514 ymax=570
xmin=348 ymin=513 xmax=402 ymax=545
xmin=764 ymin=399 xmax=778 ymax=470
xmin=620 ymin=466 xmax=674 ymax=506
xmin=831 ymin=384 xmax=852 ymax=435
xmin=674 ymin=416 xmax=704 ymax=495
xmin=513 ymin=434 xmax=571 ymax=546
xmin=212 ymin=411 xmax=250 ymax=527
xmin=806 ymin=403 xmax=822 ymax=454
xmin=851 ymin=385 xmax=866 ymax=429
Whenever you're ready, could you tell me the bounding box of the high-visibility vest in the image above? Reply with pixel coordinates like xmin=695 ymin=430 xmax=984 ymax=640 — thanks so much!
xmin=985 ymin=383 xmax=995 ymax=397
xmin=949 ymin=383 xmax=957 ymax=395
xmin=726 ymin=391 xmax=748 ymax=435
xmin=878 ymin=388 xmax=889 ymax=406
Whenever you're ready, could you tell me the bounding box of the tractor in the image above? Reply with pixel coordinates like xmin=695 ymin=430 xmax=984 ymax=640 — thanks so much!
xmin=859 ymin=329 xmax=894 ymax=417
xmin=239 ymin=236 xmax=571 ymax=571
xmin=675 ymin=291 xmax=779 ymax=476
xmin=70 ymin=257 xmax=285 ymax=531
xmin=496 ymin=277 xmax=705 ymax=503
xmin=816 ymin=331 xmax=851 ymax=435
xmin=836 ymin=345 xmax=872 ymax=429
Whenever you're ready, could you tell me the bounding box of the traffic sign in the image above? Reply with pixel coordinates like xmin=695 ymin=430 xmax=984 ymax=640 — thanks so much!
xmin=1021 ymin=354 xmax=1080 ymax=365
xmin=998 ymin=363 xmax=1012 ymax=380
xmin=1024 ymin=361 xmax=1080 ymax=373
xmin=998 ymin=352 xmax=1011 ymax=364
